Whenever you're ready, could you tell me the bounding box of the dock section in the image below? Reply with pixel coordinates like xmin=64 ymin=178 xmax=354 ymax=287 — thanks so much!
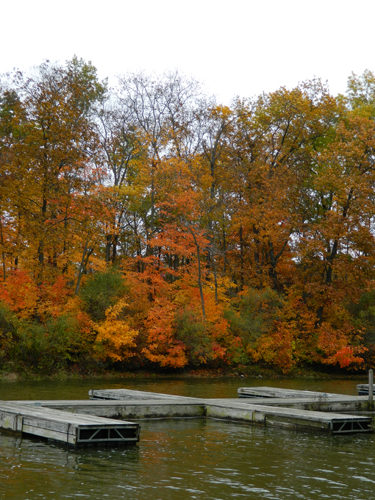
xmin=238 ymin=386 xmax=346 ymax=399
xmin=89 ymin=388 xmax=197 ymax=401
xmin=206 ymin=400 xmax=372 ymax=433
xmin=14 ymin=396 xmax=373 ymax=433
xmin=2 ymin=386 xmax=373 ymax=445
xmin=236 ymin=386 xmax=373 ymax=412
xmin=85 ymin=388 xmax=373 ymax=434
xmin=0 ymin=401 xmax=139 ymax=446
xmin=357 ymin=384 xmax=375 ymax=395
xmin=232 ymin=395 xmax=370 ymax=413
xmin=15 ymin=399 xmax=206 ymax=420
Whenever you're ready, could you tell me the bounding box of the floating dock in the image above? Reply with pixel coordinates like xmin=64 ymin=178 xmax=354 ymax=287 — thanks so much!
xmin=88 ymin=388 xmax=197 ymax=401
xmin=238 ymin=386 xmax=346 ymax=399
xmin=2 ymin=385 xmax=373 ymax=446
xmin=234 ymin=395 xmax=370 ymax=413
xmin=205 ymin=400 xmax=372 ymax=433
xmin=0 ymin=401 xmax=139 ymax=446
xmin=357 ymin=384 xmax=375 ymax=395
xmin=236 ymin=386 xmax=372 ymax=412
xmin=14 ymin=396 xmax=372 ymax=434
xmin=88 ymin=388 xmax=373 ymax=434
xmin=15 ymin=398 xmax=206 ymax=420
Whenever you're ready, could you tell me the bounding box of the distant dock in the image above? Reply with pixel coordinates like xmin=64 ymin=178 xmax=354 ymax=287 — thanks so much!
xmin=357 ymin=384 xmax=375 ymax=396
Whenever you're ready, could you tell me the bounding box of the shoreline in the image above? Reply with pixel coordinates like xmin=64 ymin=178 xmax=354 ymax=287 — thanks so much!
xmin=0 ymin=365 xmax=368 ymax=383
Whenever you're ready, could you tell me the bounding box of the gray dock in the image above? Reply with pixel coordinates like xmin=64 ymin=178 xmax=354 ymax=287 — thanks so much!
xmin=1 ymin=385 xmax=373 ymax=447
xmin=87 ymin=388 xmax=373 ymax=434
xmin=357 ymin=384 xmax=375 ymax=395
xmin=15 ymin=399 xmax=206 ymax=420
xmin=88 ymin=388 xmax=197 ymax=401
xmin=14 ymin=396 xmax=372 ymax=434
xmin=233 ymin=395 xmax=369 ymax=413
xmin=0 ymin=401 xmax=139 ymax=446
xmin=238 ymin=386 xmax=345 ymax=399
xmin=205 ymin=400 xmax=371 ymax=433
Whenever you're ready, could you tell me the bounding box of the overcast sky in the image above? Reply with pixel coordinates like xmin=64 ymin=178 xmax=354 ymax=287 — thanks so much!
xmin=1 ymin=0 xmax=374 ymax=103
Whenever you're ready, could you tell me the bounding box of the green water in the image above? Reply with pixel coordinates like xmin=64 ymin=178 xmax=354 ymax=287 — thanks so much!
xmin=0 ymin=377 xmax=374 ymax=499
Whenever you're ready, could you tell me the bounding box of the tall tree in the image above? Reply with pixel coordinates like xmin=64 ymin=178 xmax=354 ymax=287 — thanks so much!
xmin=117 ymin=73 xmax=202 ymax=257
xmin=2 ymin=58 xmax=105 ymax=282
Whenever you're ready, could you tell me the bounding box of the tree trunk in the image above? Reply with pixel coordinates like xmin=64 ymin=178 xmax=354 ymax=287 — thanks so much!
xmin=75 ymin=240 xmax=93 ymax=295
xmin=239 ymin=225 xmax=244 ymax=291
xmin=189 ymin=227 xmax=206 ymax=320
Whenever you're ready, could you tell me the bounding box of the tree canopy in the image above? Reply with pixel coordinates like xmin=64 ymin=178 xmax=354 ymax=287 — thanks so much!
xmin=1 ymin=59 xmax=375 ymax=374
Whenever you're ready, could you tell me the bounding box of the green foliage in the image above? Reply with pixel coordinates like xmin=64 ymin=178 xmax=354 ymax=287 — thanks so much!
xmin=79 ymin=269 xmax=128 ymax=321
xmin=0 ymin=302 xmax=89 ymax=373
xmin=10 ymin=315 xmax=88 ymax=373
xmin=348 ymin=290 xmax=375 ymax=345
xmin=174 ymin=309 xmax=212 ymax=366
xmin=225 ymin=288 xmax=283 ymax=363
xmin=347 ymin=70 xmax=375 ymax=114
xmin=0 ymin=303 xmax=18 ymax=366
xmin=66 ymin=56 xmax=107 ymax=113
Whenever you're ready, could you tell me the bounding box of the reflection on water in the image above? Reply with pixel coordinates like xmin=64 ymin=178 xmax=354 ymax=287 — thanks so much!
xmin=0 ymin=377 xmax=374 ymax=499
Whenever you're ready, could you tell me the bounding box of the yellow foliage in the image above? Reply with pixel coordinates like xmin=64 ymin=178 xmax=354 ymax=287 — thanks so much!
xmin=94 ymin=299 xmax=138 ymax=361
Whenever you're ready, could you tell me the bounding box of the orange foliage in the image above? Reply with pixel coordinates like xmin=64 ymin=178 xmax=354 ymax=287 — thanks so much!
xmin=38 ymin=276 xmax=73 ymax=319
xmin=2 ymin=63 xmax=375 ymax=374
xmin=142 ymin=297 xmax=187 ymax=368
xmin=0 ymin=270 xmax=39 ymax=319
xmin=316 ymin=322 xmax=366 ymax=369
xmin=254 ymin=324 xmax=296 ymax=374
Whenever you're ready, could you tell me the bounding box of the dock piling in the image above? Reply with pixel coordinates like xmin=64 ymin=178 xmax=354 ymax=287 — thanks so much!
xmin=369 ymin=369 xmax=374 ymax=407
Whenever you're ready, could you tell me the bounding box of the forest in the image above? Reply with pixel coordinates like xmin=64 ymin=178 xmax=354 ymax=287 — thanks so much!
xmin=1 ymin=57 xmax=375 ymax=375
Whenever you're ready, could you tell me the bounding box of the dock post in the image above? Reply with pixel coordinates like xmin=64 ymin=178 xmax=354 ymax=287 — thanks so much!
xmin=369 ymin=369 xmax=374 ymax=408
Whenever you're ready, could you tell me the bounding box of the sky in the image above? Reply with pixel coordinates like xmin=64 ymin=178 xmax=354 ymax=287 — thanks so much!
xmin=1 ymin=0 xmax=375 ymax=103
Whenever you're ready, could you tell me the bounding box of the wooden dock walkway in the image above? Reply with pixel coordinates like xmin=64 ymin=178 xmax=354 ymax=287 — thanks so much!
xmin=15 ymin=396 xmax=372 ymax=434
xmin=14 ymin=398 xmax=206 ymax=420
xmin=205 ymin=400 xmax=372 ymax=433
xmin=88 ymin=388 xmax=197 ymax=401
xmin=357 ymin=384 xmax=375 ymax=395
xmin=0 ymin=401 xmax=139 ymax=446
xmin=86 ymin=388 xmax=374 ymax=434
xmin=238 ymin=386 xmax=346 ymax=399
xmin=232 ymin=395 xmax=369 ymax=413
xmin=2 ymin=385 xmax=373 ymax=446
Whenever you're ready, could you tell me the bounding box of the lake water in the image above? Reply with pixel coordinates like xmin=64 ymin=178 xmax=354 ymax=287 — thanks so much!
xmin=1 ymin=376 xmax=374 ymax=499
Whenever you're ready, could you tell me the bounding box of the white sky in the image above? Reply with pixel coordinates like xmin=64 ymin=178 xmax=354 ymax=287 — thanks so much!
xmin=1 ymin=0 xmax=374 ymax=103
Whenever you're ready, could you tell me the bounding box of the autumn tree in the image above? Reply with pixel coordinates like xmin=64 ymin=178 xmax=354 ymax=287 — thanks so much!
xmin=1 ymin=58 xmax=106 ymax=283
xmin=227 ymin=81 xmax=339 ymax=291
xmin=116 ymin=73 xmax=202 ymax=258
xmin=194 ymin=103 xmax=234 ymax=301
